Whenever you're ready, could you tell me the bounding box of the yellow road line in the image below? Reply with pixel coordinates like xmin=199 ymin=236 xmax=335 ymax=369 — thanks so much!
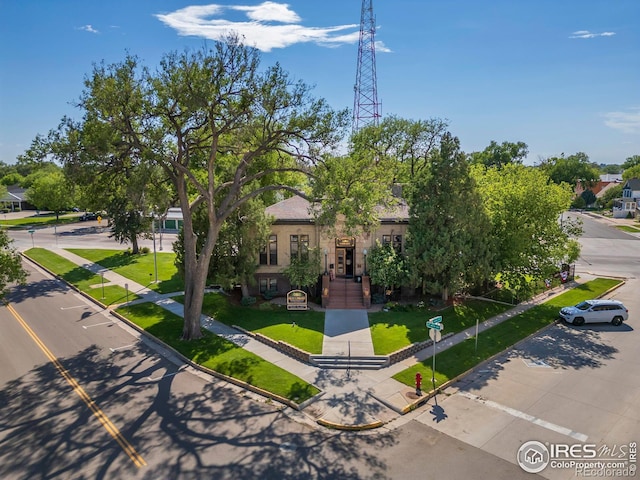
xmin=5 ymin=303 xmax=147 ymax=468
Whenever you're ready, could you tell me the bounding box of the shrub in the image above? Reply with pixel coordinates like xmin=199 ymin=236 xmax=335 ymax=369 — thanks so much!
xmin=372 ymin=293 xmax=386 ymax=304
xmin=241 ymin=296 xmax=256 ymax=307
xmin=262 ymin=289 xmax=277 ymax=300
xmin=140 ymin=246 xmax=150 ymax=254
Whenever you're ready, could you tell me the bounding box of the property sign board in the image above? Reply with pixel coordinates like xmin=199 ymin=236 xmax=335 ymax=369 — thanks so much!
xmin=287 ymin=290 xmax=308 ymax=310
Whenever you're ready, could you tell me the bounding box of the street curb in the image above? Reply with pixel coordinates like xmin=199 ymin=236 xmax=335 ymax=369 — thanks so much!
xmin=396 ymin=278 xmax=628 ymax=414
xmin=19 ymin=251 xmax=318 ymax=412
xmin=316 ymin=418 xmax=384 ymax=431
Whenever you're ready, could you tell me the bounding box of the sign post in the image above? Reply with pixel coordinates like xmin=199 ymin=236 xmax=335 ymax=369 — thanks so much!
xmin=426 ymin=316 xmax=444 ymax=392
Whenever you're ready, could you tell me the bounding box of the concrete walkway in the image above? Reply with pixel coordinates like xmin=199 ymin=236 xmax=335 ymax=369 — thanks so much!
xmin=42 ymin=247 xmax=585 ymax=430
xmin=322 ymin=309 xmax=374 ymax=356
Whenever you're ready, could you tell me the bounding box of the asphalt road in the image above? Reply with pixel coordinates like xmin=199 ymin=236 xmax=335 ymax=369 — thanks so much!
xmin=2 ymin=212 xmax=636 ymax=479
xmin=421 ymin=212 xmax=640 ymax=480
xmin=1 ymin=228 xmax=536 ymax=479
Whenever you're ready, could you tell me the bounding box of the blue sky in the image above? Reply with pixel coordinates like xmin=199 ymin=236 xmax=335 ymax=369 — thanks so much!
xmin=1 ymin=0 xmax=639 ymax=166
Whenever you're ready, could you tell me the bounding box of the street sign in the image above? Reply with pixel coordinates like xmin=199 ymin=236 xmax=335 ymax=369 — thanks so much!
xmin=429 ymin=328 xmax=442 ymax=342
xmin=426 ymin=321 xmax=443 ymax=331
xmin=428 ymin=315 xmax=442 ymax=324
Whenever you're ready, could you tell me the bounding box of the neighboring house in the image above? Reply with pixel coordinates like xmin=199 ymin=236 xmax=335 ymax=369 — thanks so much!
xmin=600 ymin=173 xmax=623 ymax=182
xmin=253 ymin=196 xmax=409 ymax=297
xmin=613 ymin=178 xmax=640 ymax=218
xmin=575 ymin=179 xmax=622 ymax=207
xmin=0 ymin=185 xmax=35 ymax=211
xmin=160 ymin=208 xmax=184 ymax=231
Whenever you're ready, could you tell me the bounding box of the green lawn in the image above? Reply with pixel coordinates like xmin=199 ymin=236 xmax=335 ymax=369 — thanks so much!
xmin=393 ymin=278 xmax=623 ymax=390
xmin=369 ymin=300 xmax=512 ymax=355
xmin=117 ymin=302 xmax=320 ymax=402
xmin=67 ymin=248 xmax=183 ymax=294
xmin=23 ymin=248 xmax=139 ymax=305
xmin=1 ymin=213 xmax=80 ymax=228
xmin=175 ymin=293 xmax=325 ymax=354
xmin=616 ymin=225 xmax=640 ymax=233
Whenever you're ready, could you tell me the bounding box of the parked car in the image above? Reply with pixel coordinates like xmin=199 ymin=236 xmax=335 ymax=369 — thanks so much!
xmin=79 ymin=212 xmax=99 ymax=221
xmin=559 ymin=299 xmax=629 ymax=326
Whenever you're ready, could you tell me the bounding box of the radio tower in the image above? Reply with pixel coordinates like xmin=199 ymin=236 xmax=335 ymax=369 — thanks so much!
xmin=352 ymin=0 xmax=381 ymax=132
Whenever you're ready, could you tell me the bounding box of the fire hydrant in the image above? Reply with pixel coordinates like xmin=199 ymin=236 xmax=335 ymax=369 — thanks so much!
xmin=415 ymin=372 xmax=422 ymax=396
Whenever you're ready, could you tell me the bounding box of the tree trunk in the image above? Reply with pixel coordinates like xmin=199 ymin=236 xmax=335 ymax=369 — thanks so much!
xmin=131 ymin=235 xmax=139 ymax=255
xmin=182 ymin=260 xmax=208 ymax=340
xmin=179 ymin=184 xmax=221 ymax=340
xmin=240 ymin=283 xmax=250 ymax=298
xmin=441 ymin=286 xmax=449 ymax=302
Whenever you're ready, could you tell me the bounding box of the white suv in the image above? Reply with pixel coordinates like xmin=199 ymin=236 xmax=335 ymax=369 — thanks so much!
xmin=559 ymin=299 xmax=629 ymax=326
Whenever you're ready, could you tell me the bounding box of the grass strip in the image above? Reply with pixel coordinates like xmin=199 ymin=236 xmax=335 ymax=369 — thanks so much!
xmin=393 ymin=278 xmax=622 ymax=388
xmin=1 ymin=214 xmax=79 ymax=228
xmin=117 ymin=302 xmax=320 ymax=402
xmin=23 ymin=248 xmax=139 ymax=305
xmin=369 ymin=300 xmax=512 ymax=355
xmin=616 ymin=225 xmax=640 ymax=233
xmin=67 ymin=248 xmax=183 ymax=294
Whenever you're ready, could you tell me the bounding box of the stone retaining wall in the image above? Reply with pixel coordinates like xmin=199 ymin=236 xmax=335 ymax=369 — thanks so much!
xmin=233 ymin=325 xmax=312 ymax=363
xmin=388 ymin=332 xmax=454 ymax=365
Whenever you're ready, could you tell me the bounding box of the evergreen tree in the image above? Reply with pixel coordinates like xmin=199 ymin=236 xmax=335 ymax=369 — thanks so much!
xmin=405 ymin=133 xmax=494 ymax=300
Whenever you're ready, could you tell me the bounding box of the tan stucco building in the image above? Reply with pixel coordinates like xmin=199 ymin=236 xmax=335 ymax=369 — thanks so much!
xmin=252 ymin=195 xmax=409 ymax=296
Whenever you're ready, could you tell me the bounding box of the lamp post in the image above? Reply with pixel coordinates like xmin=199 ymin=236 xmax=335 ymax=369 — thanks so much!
xmin=152 ymin=212 xmax=158 ymax=283
xmin=363 ymin=248 xmax=368 ymax=276
xmin=100 ymin=271 xmax=105 ymax=300
xmin=324 ymin=248 xmax=328 ymax=275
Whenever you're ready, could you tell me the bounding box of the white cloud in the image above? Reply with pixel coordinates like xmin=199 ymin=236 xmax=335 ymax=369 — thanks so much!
xmin=78 ymin=24 xmax=99 ymax=34
xmin=604 ymin=108 xmax=640 ymax=134
xmin=155 ymin=2 xmax=389 ymax=52
xmin=569 ymin=30 xmax=615 ymax=39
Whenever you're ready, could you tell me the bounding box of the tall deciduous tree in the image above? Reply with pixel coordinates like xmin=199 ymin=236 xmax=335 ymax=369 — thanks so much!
xmin=174 ymin=197 xmax=272 ymax=297
xmin=26 ymin=170 xmax=75 ymax=219
xmin=469 ymin=140 xmax=528 ymax=169
xmin=622 ymin=164 xmax=640 ymax=180
xmin=405 ymin=133 xmax=494 ymax=300
xmin=471 ymin=163 xmax=580 ymax=295
xmin=0 ymin=230 xmax=27 ymax=297
xmin=76 ymin=38 xmax=348 ymax=339
xmin=350 ymin=115 xmax=448 ymax=181
xmin=622 ymin=155 xmax=640 ymax=170
xmin=538 ymin=152 xmax=600 ymax=189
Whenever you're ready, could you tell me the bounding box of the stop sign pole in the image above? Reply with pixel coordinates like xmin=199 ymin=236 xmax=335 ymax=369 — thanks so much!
xmin=426 ymin=316 xmax=443 ymax=392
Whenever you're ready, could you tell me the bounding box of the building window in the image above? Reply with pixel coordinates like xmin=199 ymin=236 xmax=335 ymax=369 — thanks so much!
xmin=259 ymin=278 xmax=278 ymax=294
xmin=260 ymin=235 xmax=277 ymax=265
xmin=290 ymin=234 xmax=309 ymax=260
xmin=382 ymin=234 xmax=402 ymax=253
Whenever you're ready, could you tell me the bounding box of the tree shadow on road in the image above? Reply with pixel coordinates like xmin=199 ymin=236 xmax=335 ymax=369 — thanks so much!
xmin=452 ymin=321 xmax=620 ymax=393
xmin=0 ymin=341 xmax=399 ymax=480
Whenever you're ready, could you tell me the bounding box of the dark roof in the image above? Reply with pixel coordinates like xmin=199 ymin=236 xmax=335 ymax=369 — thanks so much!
xmin=622 ymin=178 xmax=640 ymax=191
xmin=0 ymin=185 xmax=27 ymax=203
xmin=265 ymin=196 xmax=315 ymax=221
xmin=265 ymin=196 xmax=409 ymax=223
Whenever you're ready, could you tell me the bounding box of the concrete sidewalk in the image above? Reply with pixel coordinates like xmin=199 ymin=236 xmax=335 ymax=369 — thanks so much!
xmin=44 ymin=247 xmax=585 ymax=430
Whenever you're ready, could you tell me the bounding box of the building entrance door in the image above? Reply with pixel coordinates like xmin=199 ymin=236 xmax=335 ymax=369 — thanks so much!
xmin=336 ymin=248 xmax=346 ymax=276
xmin=335 ymin=248 xmax=354 ymax=277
